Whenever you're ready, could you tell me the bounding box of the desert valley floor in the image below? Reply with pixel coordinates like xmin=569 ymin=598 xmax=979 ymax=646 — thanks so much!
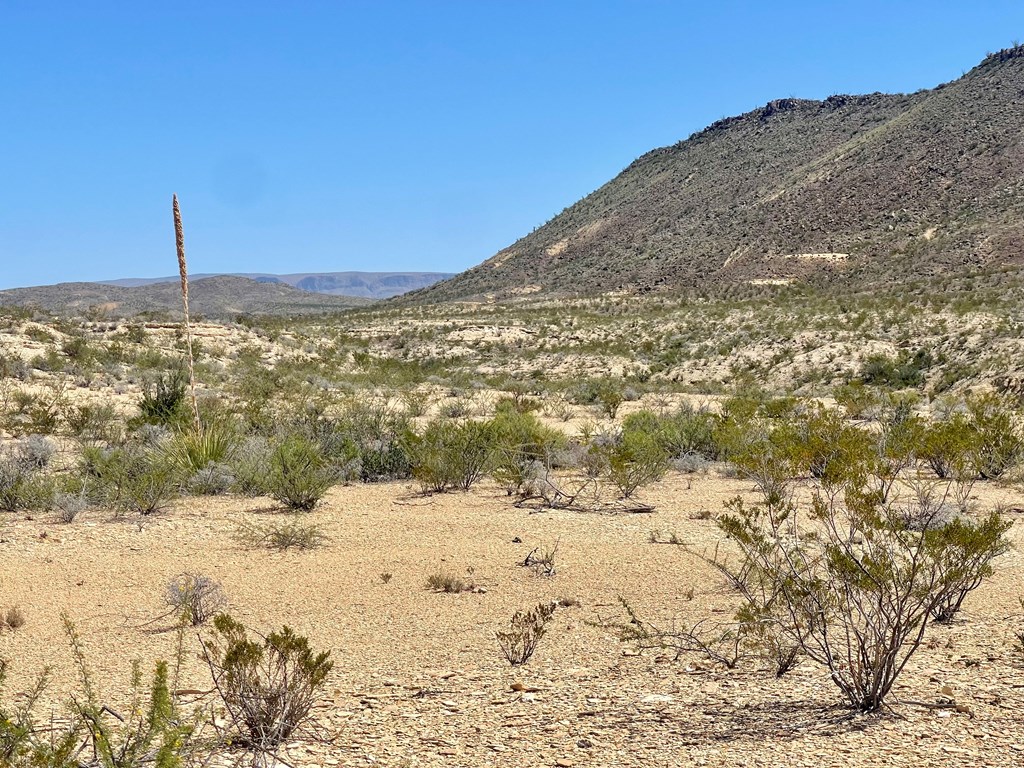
xmin=3 ymin=471 xmax=1023 ymax=767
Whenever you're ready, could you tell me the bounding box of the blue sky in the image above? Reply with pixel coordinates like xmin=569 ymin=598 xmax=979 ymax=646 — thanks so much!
xmin=2 ymin=1 xmax=1022 ymax=289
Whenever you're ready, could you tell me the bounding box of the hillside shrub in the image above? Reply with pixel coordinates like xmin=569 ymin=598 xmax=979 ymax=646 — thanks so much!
xmin=859 ymin=347 xmax=934 ymax=388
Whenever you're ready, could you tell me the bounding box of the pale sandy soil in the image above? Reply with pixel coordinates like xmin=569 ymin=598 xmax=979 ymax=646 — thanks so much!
xmin=2 ymin=473 xmax=1023 ymax=767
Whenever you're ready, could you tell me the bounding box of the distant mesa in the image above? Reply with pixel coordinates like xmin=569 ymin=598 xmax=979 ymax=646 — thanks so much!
xmin=99 ymin=271 xmax=454 ymax=300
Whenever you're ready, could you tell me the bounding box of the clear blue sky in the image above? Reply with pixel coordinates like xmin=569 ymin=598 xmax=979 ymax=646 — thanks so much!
xmin=2 ymin=1 xmax=1022 ymax=289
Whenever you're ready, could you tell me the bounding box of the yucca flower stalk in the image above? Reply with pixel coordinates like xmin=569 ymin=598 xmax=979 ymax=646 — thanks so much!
xmin=173 ymin=194 xmax=202 ymax=434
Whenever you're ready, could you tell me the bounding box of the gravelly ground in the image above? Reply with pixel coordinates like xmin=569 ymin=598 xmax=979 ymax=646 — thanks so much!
xmin=2 ymin=473 xmax=1023 ymax=767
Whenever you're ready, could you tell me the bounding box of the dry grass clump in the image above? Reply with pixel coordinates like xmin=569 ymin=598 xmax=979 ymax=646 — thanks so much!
xmin=163 ymin=572 xmax=228 ymax=626
xmin=1 ymin=606 xmax=26 ymax=631
xmin=521 ymin=539 xmax=560 ymax=577
xmin=235 ymin=518 xmax=329 ymax=551
xmin=425 ymin=571 xmax=476 ymax=593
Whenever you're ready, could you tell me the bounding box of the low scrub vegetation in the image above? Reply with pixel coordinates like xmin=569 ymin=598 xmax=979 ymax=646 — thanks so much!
xmin=497 ymin=602 xmax=556 ymax=666
xmin=235 ymin=518 xmax=329 ymax=551
xmin=202 ymin=614 xmax=333 ymax=755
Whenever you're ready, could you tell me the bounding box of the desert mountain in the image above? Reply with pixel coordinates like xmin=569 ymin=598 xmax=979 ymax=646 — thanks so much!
xmin=102 ymin=271 xmax=454 ymax=299
xmin=0 ymin=275 xmax=371 ymax=319
xmin=405 ymin=45 xmax=1024 ymax=303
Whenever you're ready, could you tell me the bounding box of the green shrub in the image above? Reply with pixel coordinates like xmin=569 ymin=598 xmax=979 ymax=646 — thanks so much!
xmin=489 ymin=411 xmax=566 ymax=495
xmin=859 ymin=347 xmax=933 ymax=388
xmin=714 ymin=457 xmax=1010 ymax=712
xmin=0 ymin=455 xmax=55 ymax=512
xmin=834 ymin=382 xmax=883 ymax=420
xmin=137 ymin=368 xmax=189 ymax=427
xmin=566 ymin=378 xmax=625 ymax=418
xmin=597 ymin=419 xmax=671 ymax=499
xmin=66 ymin=402 xmax=124 ymax=444
xmin=406 ymin=418 xmax=495 ymax=493
xmin=263 ymin=433 xmax=337 ymax=510
xmin=965 ymin=392 xmax=1024 ymax=480
xmin=82 ymin=444 xmax=181 ymax=515
xmin=921 ymin=415 xmax=978 ymax=480
xmin=201 ymin=615 xmax=333 ymax=752
xmin=658 ymin=405 xmax=722 ymax=460
xmin=63 ymin=614 xmax=201 ymax=768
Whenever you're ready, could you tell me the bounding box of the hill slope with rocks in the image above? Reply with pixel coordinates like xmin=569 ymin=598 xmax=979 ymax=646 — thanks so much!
xmin=404 ymin=45 xmax=1024 ymax=303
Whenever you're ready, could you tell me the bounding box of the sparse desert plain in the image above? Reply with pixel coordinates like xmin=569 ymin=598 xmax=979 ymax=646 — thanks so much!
xmin=1 ymin=301 xmax=1024 ymax=767
xmin=2 ymin=452 xmax=1023 ymax=767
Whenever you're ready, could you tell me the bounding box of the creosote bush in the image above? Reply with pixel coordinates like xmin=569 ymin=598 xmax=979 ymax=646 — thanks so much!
xmin=598 ymin=413 xmax=672 ymax=499
xmin=713 ymin=458 xmax=1009 ymax=711
xmin=406 ymin=418 xmax=495 ymax=493
xmin=82 ymin=443 xmax=181 ymax=515
xmin=263 ymin=433 xmax=338 ymax=510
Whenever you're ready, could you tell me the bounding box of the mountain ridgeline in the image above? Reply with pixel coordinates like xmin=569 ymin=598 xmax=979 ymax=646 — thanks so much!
xmin=404 ymin=45 xmax=1024 ymax=303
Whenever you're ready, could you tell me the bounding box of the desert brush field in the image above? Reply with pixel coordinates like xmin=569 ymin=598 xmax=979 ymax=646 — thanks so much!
xmin=1 ymin=294 xmax=1024 ymax=767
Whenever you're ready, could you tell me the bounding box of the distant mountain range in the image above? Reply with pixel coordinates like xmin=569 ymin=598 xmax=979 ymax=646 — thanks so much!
xmin=0 ymin=271 xmax=455 ymax=319
xmin=0 ymin=275 xmax=373 ymax=319
xmin=403 ymin=45 xmax=1024 ymax=303
xmin=101 ymin=271 xmax=454 ymax=300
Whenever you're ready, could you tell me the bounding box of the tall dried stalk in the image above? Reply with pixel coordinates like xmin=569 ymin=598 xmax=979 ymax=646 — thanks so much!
xmin=173 ymin=194 xmax=202 ymax=434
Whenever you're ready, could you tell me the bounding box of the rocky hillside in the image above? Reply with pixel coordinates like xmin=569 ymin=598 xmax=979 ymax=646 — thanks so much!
xmin=0 ymin=275 xmax=370 ymax=319
xmin=405 ymin=45 xmax=1024 ymax=303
